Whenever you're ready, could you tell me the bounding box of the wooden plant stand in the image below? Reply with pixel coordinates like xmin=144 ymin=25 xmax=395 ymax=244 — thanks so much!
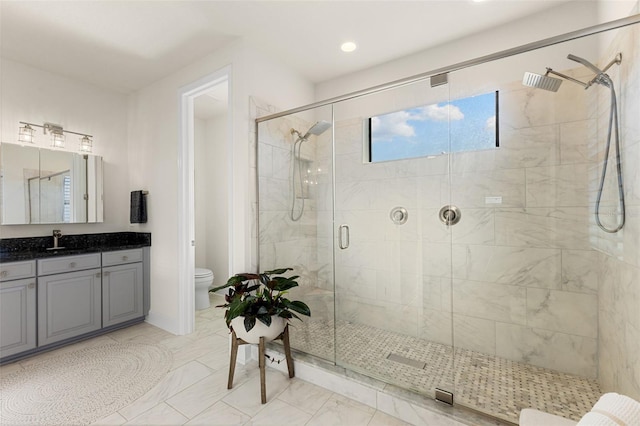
xmin=227 ymin=324 xmax=295 ymax=404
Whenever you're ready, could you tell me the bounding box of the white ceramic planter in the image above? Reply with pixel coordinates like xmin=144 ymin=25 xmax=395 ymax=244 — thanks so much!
xmin=230 ymin=315 xmax=286 ymax=344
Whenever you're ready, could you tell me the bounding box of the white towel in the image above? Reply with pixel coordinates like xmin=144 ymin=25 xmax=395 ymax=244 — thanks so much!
xmin=577 ymin=411 xmax=621 ymax=426
xmin=590 ymin=392 xmax=640 ymax=426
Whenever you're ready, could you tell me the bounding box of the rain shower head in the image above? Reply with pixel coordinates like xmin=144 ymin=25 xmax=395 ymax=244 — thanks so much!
xmin=522 ymin=71 xmax=563 ymax=92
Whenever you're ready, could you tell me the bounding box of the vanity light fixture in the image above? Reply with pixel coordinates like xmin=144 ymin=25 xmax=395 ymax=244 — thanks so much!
xmin=18 ymin=123 xmax=35 ymax=144
xmin=18 ymin=121 xmax=93 ymax=152
xmin=80 ymin=135 xmax=93 ymax=153
xmin=45 ymin=123 xmax=66 ymax=148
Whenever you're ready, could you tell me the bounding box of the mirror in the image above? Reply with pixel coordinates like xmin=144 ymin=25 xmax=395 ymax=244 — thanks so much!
xmin=0 ymin=143 xmax=103 ymax=224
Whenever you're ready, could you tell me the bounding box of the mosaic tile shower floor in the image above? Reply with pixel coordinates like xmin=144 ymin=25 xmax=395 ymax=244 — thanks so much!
xmin=286 ymin=319 xmax=601 ymax=424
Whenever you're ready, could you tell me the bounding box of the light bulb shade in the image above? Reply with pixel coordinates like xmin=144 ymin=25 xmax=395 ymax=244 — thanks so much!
xmin=51 ymin=132 xmax=65 ymax=148
xmin=18 ymin=124 xmax=35 ymax=144
xmin=80 ymin=135 xmax=92 ymax=152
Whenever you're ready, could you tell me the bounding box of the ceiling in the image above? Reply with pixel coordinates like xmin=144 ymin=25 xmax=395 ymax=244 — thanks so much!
xmin=0 ymin=1 xmax=580 ymax=94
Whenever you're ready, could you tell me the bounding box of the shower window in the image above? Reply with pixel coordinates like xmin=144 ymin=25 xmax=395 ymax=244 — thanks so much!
xmin=367 ymin=90 xmax=499 ymax=162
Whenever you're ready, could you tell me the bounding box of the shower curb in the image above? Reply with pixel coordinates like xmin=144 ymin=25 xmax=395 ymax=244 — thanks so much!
xmin=263 ymin=346 xmax=513 ymax=426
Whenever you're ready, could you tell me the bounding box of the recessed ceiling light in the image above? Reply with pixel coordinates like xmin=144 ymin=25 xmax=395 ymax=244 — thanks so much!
xmin=341 ymin=42 xmax=357 ymax=53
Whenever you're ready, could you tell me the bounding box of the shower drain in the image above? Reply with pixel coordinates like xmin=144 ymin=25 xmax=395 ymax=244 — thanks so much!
xmin=386 ymin=353 xmax=426 ymax=369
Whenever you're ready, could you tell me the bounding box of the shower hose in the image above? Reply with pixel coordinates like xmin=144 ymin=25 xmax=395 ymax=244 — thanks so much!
xmin=595 ymin=73 xmax=625 ymax=233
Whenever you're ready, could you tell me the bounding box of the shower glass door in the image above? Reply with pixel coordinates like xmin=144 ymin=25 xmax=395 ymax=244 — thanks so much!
xmin=332 ymin=77 xmax=455 ymax=397
xmin=256 ymin=19 xmax=640 ymax=424
xmin=256 ymin=105 xmax=335 ymax=363
xmin=446 ymin=29 xmax=622 ymax=422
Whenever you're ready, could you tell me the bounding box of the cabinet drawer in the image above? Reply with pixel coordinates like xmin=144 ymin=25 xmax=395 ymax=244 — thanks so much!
xmin=38 ymin=254 xmax=101 ymax=276
xmin=102 ymin=249 xmax=143 ymax=267
xmin=0 ymin=261 xmax=36 ymax=282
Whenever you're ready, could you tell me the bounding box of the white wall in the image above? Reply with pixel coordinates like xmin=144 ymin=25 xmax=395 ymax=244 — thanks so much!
xmin=194 ymin=117 xmax=208 ymax=268
xmin=205 ymin=113 xmax=229 ymax=287
xmin=194 ymin=112 xmax=230 ymax=288
xmin=0 ymin=59 xmax=130 ymax=237
xmin=127 ymin=39 xmax=313 ymax=333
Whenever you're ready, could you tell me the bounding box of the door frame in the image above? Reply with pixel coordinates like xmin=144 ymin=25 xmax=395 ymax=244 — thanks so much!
xmin=177 ymin=66 xmax=233 ymax=335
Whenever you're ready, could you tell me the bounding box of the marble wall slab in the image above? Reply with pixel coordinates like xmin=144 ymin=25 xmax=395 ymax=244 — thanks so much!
xmin=526 ymin=288 xmax=598 ymax=338
xmin=452 ymin=279 xmax=527 ymax=325
xmin=449 ymin=169 xmax=526 ymax=208
xmin=560 ymin=119 xmax=599 ymax=165
xmin=495 ymin=207 xmax=592 ymax=249
xmin=596 ymin=20 xmax=640 ymax=401
xmin=495 ymin=323 xmax=598 ymax=379
xmin=525 ymin=164 xmax=592 ymax=207
xmin=453 ymin=314 xmax=497 ymax=355
xmin=451 ymin=244 xmax=561 ymax=288
xmin=561 ymin=249 xmax=599 ymax=294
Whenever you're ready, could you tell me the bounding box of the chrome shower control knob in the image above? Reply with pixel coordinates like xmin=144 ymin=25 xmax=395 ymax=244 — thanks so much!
xmin=439 ymin=205 xmax=461 ymax=226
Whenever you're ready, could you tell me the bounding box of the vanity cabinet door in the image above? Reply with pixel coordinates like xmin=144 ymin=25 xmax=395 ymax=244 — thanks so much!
xmin=38 ymin=268 xmax=102 ymax=346
xmin=0 ymin=278 xmax=36 ymax=358
xmin=102 ymin=262 xmax=143 ymax=327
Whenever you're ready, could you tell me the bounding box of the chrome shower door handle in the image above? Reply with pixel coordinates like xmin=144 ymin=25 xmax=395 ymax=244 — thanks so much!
xmin=339 ymin=224 xmax=350 ymax=249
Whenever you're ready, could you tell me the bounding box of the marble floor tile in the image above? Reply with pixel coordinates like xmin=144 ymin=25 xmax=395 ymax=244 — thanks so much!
xmin=368 ymin=410 xmax=413 ymax=426
xmin=91 ymin=411 xmax=127 ymax=425
xmin=118 ymin=360 xmax=213 ymax=420
xmin=306 ymin=394 xmax=375 ymax=426
xmin=184 ymin=401 xmax=250 ymax=425
xmin=166 ymin=366 xmax=252 ymax=419
xmin=276 ymin=378 xmax=333 ymax=415
xmin=244 ymin=398 xmax=312 ymax=425
xmin=124 ymin=402 xmax=188 ymax=425
xmin=222 ymin=368 xmax=292 ymax=416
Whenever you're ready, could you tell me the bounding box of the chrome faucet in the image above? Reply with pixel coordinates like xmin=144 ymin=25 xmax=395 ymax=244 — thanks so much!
xmin=51 ymin=230 xmax=63 ymax=250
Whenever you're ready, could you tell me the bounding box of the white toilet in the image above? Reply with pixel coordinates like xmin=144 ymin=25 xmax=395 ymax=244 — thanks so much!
xmin=195 ymin=268 xmax=214 ymax=310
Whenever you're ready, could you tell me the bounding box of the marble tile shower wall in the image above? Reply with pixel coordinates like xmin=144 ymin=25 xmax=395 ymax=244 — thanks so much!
xmin=331 ymin=70 xmax=602 ymax=379
xmin=258 ymin=114 xmax=318 ymax=280
xmin=256 ymin=111 xmax=336 ymax=325
xmin=596 ymin=22 xmax=640 ymax=400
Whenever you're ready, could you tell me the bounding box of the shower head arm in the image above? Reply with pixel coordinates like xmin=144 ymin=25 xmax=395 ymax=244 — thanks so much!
xmin=546 ymin=68 xmax=588 ymax=88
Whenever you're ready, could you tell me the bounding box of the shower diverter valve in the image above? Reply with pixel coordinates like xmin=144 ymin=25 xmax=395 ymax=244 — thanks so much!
xmin=390 ymin=207 xmax=408 ymax=225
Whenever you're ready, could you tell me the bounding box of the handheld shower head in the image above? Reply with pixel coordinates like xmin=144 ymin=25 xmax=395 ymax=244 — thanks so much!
xmin=291 ymin=120 xmax=332 ymax=141
xmin=567 ymin=54 xmax=603 ymax=74
xmin=302 ymin=120 xmax=332 ymax=139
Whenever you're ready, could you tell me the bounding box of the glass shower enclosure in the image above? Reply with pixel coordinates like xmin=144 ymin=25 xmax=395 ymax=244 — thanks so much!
xmin=256 ymin=18 xmax=640 ymax=424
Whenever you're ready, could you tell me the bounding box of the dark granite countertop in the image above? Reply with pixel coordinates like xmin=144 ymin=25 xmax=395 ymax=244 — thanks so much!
xmin=0 ymin=232 xmax=151 ymax=263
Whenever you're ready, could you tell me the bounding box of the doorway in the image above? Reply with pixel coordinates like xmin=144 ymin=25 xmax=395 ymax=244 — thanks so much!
xmin=178 ymin=67 xmax=232 ymax=335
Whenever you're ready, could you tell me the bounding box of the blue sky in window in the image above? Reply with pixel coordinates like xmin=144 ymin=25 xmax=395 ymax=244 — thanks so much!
xmin=370 ymin=92 xmax=497 ymax=162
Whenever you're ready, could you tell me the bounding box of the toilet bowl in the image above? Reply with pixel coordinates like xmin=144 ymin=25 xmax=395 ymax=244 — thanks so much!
xmin=195 ymin=268 xmax=214 ymax=310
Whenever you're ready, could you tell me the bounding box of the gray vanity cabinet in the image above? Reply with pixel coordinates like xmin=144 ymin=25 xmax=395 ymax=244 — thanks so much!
xmin=0 ymin=261 xmax=37 ymax=358
xmin=37 ymin=254 xmax=102 ymax=346
xmin=102 ymin=249 xmax=143 ymax=327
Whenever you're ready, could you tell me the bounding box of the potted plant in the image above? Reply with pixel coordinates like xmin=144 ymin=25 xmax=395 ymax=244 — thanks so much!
xmin=209 ymin=267 xmax=311 ymax=344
